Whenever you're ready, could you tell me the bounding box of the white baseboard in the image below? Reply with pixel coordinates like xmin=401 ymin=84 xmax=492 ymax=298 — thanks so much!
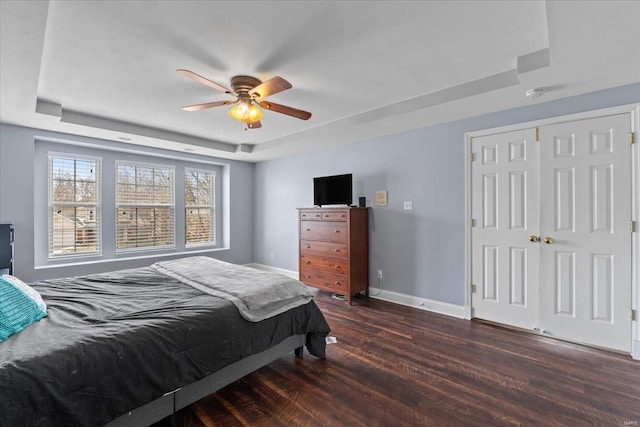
xmin=369 ymin=287 xmax=466 ymax=319
xmin=633 ymin=339 xmax=640 ymax=361
xmin=247 ymin=263 xmax=466 ymax=320
xmin=245 ymin=263 xmax=299 ymax=279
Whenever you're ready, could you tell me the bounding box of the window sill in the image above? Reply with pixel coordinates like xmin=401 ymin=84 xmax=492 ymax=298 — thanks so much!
xmin=34 ymin=246 xmax=228 ymax=270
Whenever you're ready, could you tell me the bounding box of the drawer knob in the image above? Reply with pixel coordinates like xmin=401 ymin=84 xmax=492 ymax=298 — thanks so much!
xmin=334 ymin=265 xmax=339 ymax=269
xmin=305 ymin=260 xmax=311 ymax=264
xmin=304 ymin=275 xmax=311 ymax=278
xmin=334 ymin=281 xmax=341 ymax=285
xmin=334 ymin=230 xmax=340 ymax=233
xmin=315 ymin=214 xmax=321 ymax=218
xmin=306 ymin=245 xmax=311 ymax=249
xmin=341 ymin=214 xmax=346 ymax=218
xmin=302 ymin=214 xmax=307 ymax=218
xmin=306 ymin=228 xmax=311 ymax=231
xmin=334 ymin=249 xmax=340 ymax=252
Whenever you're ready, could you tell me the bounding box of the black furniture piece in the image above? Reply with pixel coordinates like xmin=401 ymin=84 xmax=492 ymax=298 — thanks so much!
xmin=0 ymin=223 xmax=14 ymax=275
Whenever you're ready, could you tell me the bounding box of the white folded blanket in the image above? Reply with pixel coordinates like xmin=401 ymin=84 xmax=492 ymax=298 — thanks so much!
xmin=151 ymin=256 xmax=313 ymax=322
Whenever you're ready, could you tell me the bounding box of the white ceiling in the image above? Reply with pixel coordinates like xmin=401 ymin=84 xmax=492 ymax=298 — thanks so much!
xmin=1 ymin=1 xmax=639 ymax=162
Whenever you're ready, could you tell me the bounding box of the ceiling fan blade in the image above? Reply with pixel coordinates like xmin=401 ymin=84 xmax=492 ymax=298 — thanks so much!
xmin=181 ymin=100 xmax=234 ymax=111
xmin=249 ymin=76 xmax=292 ymax=99
xmin=247 ymin=121 xmax=262 ymax=129
xmin=176 ymin=69 xmax=235 ymax=94
xmin=258 ymin=101 xmax=312 ymax=120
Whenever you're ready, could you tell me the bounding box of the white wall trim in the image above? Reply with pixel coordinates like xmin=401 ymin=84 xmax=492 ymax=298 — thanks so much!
xmin=369 ymin=288 xmax=466 ymax=319
xmin=464 ymin=133 xmax=473 ymax=319
xmin=632 ymin=104 xmax=640 ymax=360
xmin=466 ymin=103 xmax=640 ymax=139
xmin=245 ymin=263 xmax=299 ymax=279
xmin=247 ymin=263 xmax=467 ymax=319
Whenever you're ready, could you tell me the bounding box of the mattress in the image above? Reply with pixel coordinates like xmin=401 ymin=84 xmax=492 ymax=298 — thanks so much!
xmin=0 ymin=266 xmax=330 ymax=427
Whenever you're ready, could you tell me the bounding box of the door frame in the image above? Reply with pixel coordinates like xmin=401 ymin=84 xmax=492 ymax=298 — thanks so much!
xmin=464 ymin=103 xmax=640 ymax=359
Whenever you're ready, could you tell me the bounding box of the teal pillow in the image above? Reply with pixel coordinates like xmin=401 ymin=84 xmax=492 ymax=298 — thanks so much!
xmin=0 ymin=276 xmax=47 ymax=342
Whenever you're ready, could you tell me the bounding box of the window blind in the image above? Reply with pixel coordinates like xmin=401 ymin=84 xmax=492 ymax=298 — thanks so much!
xmin=185 ymin=169 xmax=215 ymax=245
xmin=116 ymin=162 xmax=175 ymax=251
xmin=48 ymin=155 xmax=101 ymax=257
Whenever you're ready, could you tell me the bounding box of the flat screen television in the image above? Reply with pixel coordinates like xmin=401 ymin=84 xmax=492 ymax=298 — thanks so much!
xmin=313 ymin=173 xmax=352 ymax=206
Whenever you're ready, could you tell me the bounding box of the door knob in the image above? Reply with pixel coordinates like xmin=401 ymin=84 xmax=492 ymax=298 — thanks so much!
xmin=529 ymin=235 xmax=540 ymax=242
xmin=543 ymin=237 xmax=553 ymax=244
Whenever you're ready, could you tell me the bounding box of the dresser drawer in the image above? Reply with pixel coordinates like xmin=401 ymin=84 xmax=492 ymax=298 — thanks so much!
xmin=300 ymin=254 xmax=348 ymax=274
xmin=300 ymin=221 xmax=347 ymax=242
xmin=299 ymin=268 xmax=348 ymax=292
xmin=299 ymin=210 xmax=323 ymax=221
xmin=300 ymin=240 xmax=348 ymax=259
xmin=322 ymin=211 xmax=348 ymax=221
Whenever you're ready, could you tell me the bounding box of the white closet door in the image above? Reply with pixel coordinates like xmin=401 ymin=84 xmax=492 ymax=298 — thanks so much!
xmin=539 ymin=114 xmax=632 ymax=352
xmin=471 ymin=128 xmax=539 ymax=329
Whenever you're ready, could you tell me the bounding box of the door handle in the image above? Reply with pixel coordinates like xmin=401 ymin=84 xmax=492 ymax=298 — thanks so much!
xmin=529 ymin=235 xmax=540 ymax=242
xmin=543 ymin=237 xmax=553 ymax=244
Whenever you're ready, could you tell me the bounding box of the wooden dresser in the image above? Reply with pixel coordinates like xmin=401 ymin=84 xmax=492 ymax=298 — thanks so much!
xmin=298 ymin=207 xmax=369 ymax=305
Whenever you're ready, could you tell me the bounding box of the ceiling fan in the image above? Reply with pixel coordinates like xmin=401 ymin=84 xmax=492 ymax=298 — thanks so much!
xmin=177 ymin=69 xmax=312 ymax=129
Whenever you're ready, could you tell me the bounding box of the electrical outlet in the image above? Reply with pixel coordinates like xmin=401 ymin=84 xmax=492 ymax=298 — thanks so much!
xmin=377 ymin=269 xmax=383 ymax=279
xmin=403 ymin=201 xmax=413 ymax=210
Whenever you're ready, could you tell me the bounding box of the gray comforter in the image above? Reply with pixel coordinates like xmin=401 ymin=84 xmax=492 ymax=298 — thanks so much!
xmin=0 ymin=265 xmax=330 ymax=427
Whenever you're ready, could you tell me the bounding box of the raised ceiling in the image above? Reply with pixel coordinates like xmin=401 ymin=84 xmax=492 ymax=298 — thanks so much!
xmin=1 ymin=1 xmax=639 ymax=162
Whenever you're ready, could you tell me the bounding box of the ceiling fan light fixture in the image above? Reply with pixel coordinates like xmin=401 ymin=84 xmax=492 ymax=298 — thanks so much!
xmin=178 ymin=70 xmax=309 ymax=129
xmin=228 ymin=101 xmax=263 ymax=123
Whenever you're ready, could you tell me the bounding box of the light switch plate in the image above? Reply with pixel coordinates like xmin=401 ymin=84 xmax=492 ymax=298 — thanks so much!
xmin=404 ymin=201 xmax=413 ymax=210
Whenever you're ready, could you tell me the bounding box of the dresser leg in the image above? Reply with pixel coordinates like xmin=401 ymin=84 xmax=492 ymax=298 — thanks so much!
xmin=295 ymin=346 xmax=304 ymax=358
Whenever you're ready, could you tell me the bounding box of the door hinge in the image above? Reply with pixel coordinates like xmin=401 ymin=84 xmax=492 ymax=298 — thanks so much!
xmin=470 ymin=152 xmax=476 ymax=162
xmin=471 ymin=284 xmax=477 ymax=293
xmin=630 ymin=132 xmax=635 ymax=144
xmin=535 ymin=127 xmax=540 ymax=142
xmin=470 ymin=218 xmax=476 ymax=227
xmin=632 ymin=309 xmax=637 ymax=321
xmin=632 ymin=220 xmax=637 ymax=233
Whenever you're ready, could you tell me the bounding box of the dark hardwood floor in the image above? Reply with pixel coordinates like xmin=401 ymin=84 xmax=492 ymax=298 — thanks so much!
xmin=155 ymin=291 xmax=640 ymax=426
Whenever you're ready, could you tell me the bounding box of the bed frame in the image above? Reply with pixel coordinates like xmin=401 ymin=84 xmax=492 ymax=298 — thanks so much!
xmin=105 ymin=334 xmax=306 ymax=427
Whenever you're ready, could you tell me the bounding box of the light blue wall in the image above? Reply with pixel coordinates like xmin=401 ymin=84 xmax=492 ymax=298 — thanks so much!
xmin=254 ymin=83 xmax=640 ymax=305
xmin=0 ymin=124 xmax=255 ymax=281
xmin=1 ymin=84 xmax=639 ymax=296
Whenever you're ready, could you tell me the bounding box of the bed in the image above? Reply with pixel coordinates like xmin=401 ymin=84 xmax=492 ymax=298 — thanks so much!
xmin=0 ymin=257 xmax=330 ymax=427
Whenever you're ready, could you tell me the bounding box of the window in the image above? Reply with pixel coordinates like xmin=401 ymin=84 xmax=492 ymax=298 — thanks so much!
xmin=116 ymin=162 xmax=175 ymax=251
xmin=48 ymin=155 xmax=101 ymax=257
xmin=185 ymin=169 xmax=215 ymax=245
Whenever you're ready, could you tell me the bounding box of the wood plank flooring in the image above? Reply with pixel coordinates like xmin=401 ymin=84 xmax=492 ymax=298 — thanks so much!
xmin=154 ymin=291 xmax=640 ymax=426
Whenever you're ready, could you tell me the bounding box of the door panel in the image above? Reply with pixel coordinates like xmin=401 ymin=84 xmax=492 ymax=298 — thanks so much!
xmin=539 ymin=114 xmax=631 ymax=352
xmin=471 ymin=128 xmax=539 ymax=329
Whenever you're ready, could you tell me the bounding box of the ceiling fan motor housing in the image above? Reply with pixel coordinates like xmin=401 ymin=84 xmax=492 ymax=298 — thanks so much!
xmin=231 ymin=75 xmax=262 ymax=98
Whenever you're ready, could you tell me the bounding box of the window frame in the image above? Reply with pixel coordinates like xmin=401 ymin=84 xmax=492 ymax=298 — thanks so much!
xmin=115 ymin=160 xmax=176 ymax=253
xmin=184 ymin=168 xmax=216 ymax=247
xmin=47 ymin=153 xmax=102 ymax=259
